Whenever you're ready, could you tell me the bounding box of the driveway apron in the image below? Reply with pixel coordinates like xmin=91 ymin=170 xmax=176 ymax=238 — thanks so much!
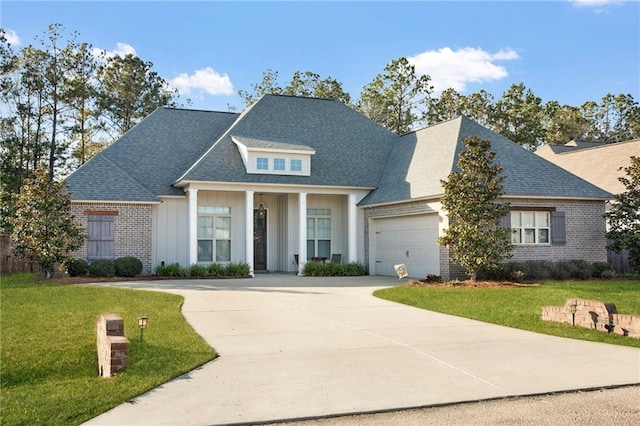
xmin=84 ymin=275 xmax=640 ymax=425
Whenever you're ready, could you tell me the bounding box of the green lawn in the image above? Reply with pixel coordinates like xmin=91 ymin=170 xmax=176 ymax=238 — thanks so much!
xmin=0 ymin=274 xmax=216 ymax=425
xmin=374 ymin=280 xmax=640 ymax=348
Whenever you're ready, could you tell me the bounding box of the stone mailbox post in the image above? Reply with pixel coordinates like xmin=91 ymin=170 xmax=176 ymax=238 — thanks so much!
xmin=97 ymin=314 xmax=130 ymax=377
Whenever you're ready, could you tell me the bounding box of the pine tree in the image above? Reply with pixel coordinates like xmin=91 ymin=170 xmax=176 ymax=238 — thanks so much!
xmin=438 ymin=136 xmax=512 ymax=280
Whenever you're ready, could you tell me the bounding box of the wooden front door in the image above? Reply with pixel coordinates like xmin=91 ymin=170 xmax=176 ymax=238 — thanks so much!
xmin=253 ymin=210 xmax=267 ymax=271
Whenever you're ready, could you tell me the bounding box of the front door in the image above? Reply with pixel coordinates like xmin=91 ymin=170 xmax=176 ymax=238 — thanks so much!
xmin=254 ymin=210 xmax=267 ymax=271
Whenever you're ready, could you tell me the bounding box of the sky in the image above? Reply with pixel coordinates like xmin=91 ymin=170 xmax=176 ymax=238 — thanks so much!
xmin=1 ymin=0 xmax=639 ymax=112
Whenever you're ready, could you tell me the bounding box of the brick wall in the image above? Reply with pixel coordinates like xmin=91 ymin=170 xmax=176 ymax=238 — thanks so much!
xmin=71 ymin=202 xmax=154 ymax=275
xmin=503 ymin=198 xmax=607 ymax=263
xmin=363 ymin=197 xmax=608 ymax=280
xmin=542 ymin=299 xmax=639 ymax=339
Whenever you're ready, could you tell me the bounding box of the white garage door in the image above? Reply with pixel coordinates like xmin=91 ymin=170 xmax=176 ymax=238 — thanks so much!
xmin=373 ymin=214 xmax=440 ymax=279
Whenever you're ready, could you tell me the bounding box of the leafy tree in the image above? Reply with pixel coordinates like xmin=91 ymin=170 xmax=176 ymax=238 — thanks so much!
xmin=582 ymin=93 xmax=640 ymax=143
xmin=237 ymin=69 xmax=283 ymax=107
xmin=357 ymin=57 xmax=433 ymax=134
xmin=283 ymin=70 xmax=351 ymax=104
xmin=426 ymin=88 xmax=465 ymax=124
xmin=605 ymin=156 xmax=640 ymax=273
xmin=543 ymin=101 xmax=590 ymax=145
xmin=238 ymin=69 xmax=351 ymax=107
xmin=438 ymin=136 xmax=512 ymax=280
xmin=96 ymin=53 xmax=177 ymax=136
xmin=9 ymin=167 xmax=85 ymax=277
xmin=492 ymin=83 xmax=545 ymax=150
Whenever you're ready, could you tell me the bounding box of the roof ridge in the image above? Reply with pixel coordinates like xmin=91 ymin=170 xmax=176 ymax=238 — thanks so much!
xmin=173 ymin=98 xmax=262 ymax=183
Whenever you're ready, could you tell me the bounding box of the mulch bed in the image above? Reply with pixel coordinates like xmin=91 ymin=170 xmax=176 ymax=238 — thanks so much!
xmin=405 ymin=279 xmax=539 ymax=288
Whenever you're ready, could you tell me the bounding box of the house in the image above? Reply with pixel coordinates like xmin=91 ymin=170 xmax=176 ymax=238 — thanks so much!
xmin=536 ymin=139 xmax=640 ymax=273
xmin=66 ymin=95 xmax=612 ymax=279
xmin=536 ymin=139 xmax=640 ymax=198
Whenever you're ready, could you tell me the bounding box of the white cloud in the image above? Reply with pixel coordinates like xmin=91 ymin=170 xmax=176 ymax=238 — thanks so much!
xmin=570 ymin=0 xmax=620 ymax=6
xmin=408 ymin=47 xmax=520 ymax=94
xmin=91 ymin=42 xmax=137 ymax=60
xmin=170 ymin=67 xmax=234 ymax=96
xmin=4 ymin=29 xmax=20 ymax=46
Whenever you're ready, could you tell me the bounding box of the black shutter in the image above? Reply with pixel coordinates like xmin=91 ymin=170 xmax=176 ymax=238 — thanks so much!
xmin=499 ymin=213 xmax=511 ymax=229
xmin=551 ymin=211 xmax=566 ymax=245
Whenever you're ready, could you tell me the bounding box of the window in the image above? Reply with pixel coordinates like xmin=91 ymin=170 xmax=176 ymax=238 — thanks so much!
xmin=87 ymin=215 xmax=114 ymax=260
xmin=307 ymin=208 xmax=331 ymax=259
xmin=274 ymin=158 xmax=285 ymax=171
xmin=510 ymin=211 xmax=550 ymax=244
xmin=290 ymin=159 xmax=302 ymax=172
xmin=257 ymin=157 xmax=268 ymax=170
xmin=197 ymin=207 xmax=231 ymax=262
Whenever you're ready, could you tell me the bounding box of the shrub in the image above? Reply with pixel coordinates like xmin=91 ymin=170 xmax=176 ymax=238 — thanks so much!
xmin=424 ymin=274 xmax=444 ymax=283
xmin=592 ymin=262 xmax=613 ymax=278
xmin=66 ymin=258 xmax=89 ymax=277
xmin=88 ymin=259 xmax=115 ymax=277
xmin=553 ymin=259 xmax=593 ymax=280
xmin=303 ymin=261 xmax=365 ymax=277
xmin=113 ymin=256 xmax=143 ymax=277
xmin=188 ymin=264 xmax=209 ymax=277
xmin=154 ymin=262 xmax=184 ymax=277
xmin=224 ymin=262 xmax=250 ymax=277
xmin=520 ymin=260 xmax=554 ymax=281
xmin=207 ymin=262 xmax=225 ymax=276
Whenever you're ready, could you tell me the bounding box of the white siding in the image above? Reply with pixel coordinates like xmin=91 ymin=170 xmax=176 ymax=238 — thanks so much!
xmin=153 ymin=198 xmax=188 ymax=268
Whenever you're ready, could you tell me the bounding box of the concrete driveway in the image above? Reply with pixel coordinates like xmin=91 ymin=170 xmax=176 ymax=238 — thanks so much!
xmin=85 ymin=275 xmax=640 ymax=425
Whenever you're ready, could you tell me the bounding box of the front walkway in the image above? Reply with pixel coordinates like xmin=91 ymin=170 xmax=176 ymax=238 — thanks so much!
xmin=85 ymin=275 xmax=640 ymax=425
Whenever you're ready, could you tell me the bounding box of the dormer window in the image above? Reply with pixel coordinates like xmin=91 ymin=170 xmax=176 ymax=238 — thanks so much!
xmin=232 ymin=135 xmax=315 ymax=176
xmin=291 ymin=159 xmax=302 ymax=172
xmin=274 ymin=158 xmax=285 ymax=171
xmin=257 ymin=157 xmax=269 ymax=170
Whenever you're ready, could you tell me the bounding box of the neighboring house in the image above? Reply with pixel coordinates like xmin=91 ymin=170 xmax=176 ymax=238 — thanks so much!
xmin=66 ymin=95 xmax=611 ymax=279
xmin=536 ymin=139 xmax=640 ymax=273
xmin=536 ymin=139 xmax=640 ymax=197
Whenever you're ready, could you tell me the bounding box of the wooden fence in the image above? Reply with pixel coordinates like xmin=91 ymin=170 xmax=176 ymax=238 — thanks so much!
xmin=0 ymin=235 xmax=41 ymax=275
xmin=608 ymin=247 xmax=630 ymax=274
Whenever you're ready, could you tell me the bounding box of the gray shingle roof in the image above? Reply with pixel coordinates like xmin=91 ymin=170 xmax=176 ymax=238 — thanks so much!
xmin=360 ymin=116 xmax=612 ymax=206
xmin=178 ymin=95 xmax=398 ymax=187
xmin=66 ymin=108 xmax=239 ymax=201
xmin=231 ymin=135 xmax=316 ymax=152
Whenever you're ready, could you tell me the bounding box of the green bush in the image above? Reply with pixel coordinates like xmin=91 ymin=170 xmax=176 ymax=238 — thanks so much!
xmin=224 ymin=262 xmax=250 ymax=277
xmin=424 ymin=274 xmax=444 ymax=283
xmin=154 ymin=263 xmax=184 ymax=277
xmin=553 ymin=259 xmax=593 ymax=280
xmin=592 ymin=262 xmax=613 ymax=278
xmin=113 ymin=256 xmax=143 ymax=277
xmin=188 ymin=264 xmax=209 ymax=277
xmin=303 ymin=261 xmax=365 ymax=277
xmin=207 ymin=262 xmax=225 ymax=276
xmin=66 ymin=258 xmax=88 ymax=277
xmin=88 ymin=259 xmax=115 ymax=277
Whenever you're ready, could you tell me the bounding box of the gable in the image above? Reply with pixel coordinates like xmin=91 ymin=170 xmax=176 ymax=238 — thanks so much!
xmin=360 ymin=116 xmax=612 ymax=207
xmin=66 ymin=108 xmax=239 ymax=201
xmin=231 ymin=135 xmax=315 ymax=176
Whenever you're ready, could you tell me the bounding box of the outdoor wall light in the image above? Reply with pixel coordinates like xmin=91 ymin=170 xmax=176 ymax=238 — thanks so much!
xmin=137 ymin=316 xmax=148 ymax=342
xmin=257 ymin=194 xmax=267 ymax=218
xmin=569 ymin=303 xmax=578 ymax=326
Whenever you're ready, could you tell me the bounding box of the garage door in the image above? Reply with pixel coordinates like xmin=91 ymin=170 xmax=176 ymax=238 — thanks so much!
xmin=373 ymin=214 xmax=440 ymax=279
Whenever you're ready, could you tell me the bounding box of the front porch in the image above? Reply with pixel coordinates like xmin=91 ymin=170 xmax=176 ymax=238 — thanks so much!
xmin=153 ymin=186 xmax=367 ymax=276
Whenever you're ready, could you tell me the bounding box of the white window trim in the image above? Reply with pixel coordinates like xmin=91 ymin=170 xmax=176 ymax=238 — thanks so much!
xmin=197 ymin=207 xmax=232 ymax=263
xmin=510 ymin=210 xmax=551 ymax=245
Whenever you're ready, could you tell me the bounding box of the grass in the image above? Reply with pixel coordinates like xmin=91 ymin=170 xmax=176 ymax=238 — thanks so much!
xmin=0 ymin=273 xmax=216 ymax=425
xmin=374 ymin=279 xmax=640 ymax=348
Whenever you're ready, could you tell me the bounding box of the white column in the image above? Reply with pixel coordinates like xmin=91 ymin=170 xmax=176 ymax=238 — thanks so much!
xmin=348 ymin=193 xmax=358 ymax=263
xmin=188 ymin=188 xmax=199 ymax=265
xmin=246 ymin=191 xmax=255 ymax=277
xmin=298 ymin=192 xmax=307 ymax=275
